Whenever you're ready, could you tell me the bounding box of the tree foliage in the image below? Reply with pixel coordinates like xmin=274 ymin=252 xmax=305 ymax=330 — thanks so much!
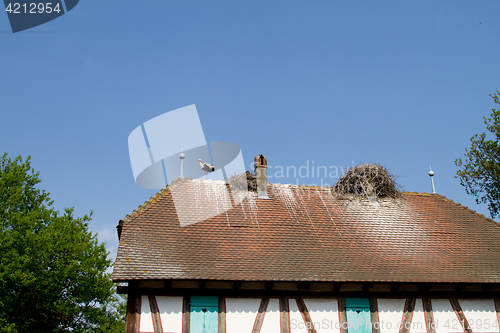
xmin=0 ymin=154 xmax=124 ymax=332
xmin=455 ymin=90 xmax=500 ymax=218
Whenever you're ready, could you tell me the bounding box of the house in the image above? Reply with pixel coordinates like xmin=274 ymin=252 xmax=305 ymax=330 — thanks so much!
xmin=112 ymin=155 xmax=500 ymax=333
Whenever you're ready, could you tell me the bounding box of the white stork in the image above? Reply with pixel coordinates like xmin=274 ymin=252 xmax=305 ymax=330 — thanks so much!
xmin=198 ymin=159 xmax=215 ymax=179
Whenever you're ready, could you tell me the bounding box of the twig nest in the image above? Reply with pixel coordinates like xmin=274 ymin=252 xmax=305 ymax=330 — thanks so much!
xmin=226 ymin=171 xmax=258 ymax=192
xmin=333 ymin=164 xmax=400 ymax=198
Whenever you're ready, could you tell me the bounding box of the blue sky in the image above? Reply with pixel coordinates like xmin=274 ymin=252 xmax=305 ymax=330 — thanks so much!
xmin=1 ymin=1 xmax=499 ymax=261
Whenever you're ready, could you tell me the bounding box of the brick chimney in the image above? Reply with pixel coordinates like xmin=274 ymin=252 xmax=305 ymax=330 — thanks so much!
xmin=254 ymin=154 xmax=270 ymax=199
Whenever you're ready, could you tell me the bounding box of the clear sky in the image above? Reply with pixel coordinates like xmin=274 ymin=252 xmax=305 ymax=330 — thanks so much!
xmin=1 ymin=1 xmax=499 ymax=261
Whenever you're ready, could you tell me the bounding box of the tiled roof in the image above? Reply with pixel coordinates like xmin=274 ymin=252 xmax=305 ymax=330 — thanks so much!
xmin=112 ymin=179 xmax=500 ymax=283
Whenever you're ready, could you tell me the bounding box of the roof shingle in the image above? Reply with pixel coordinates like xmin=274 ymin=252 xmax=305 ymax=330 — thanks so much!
xmin=112 ymin=179 xmax=500 ymax=283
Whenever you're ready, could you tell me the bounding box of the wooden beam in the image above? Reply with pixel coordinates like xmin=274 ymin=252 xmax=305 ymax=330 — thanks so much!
xmin=390 ymin=283 xmax=401 ymax=293
xmin=370 ymin=298 xmax=380 ymax=333
xmin=280 ymin=297 xmax=290 ymax=333
xmin=125 ymin=292 xmax=140 ymax=333
xmin=297 ymin=297 xmax=318 ymax=333
xmin=219 ymin=297 xmax=226 ymax=333
xmin=450 ymin=298 xmax=473 ymax=333
xmin=418 ymin=284 xmax=430 ymax=293
xmin=399 ymin=298 xmax=416 ymax=333
xmin=252 ymin=297 xmax=270 ymax=333
xmin=482 ymin=284 xmax=493 ymax=292
xmin=423 ymin=298 xmax=435 ymax=333
xmin=494 ymin=299 xmax=500 ymax=330
xmin=182 ymin=296 xmax=190 ymax=333
xmin=148 ymin=295 xmax=163 ymax=333
xmin=298 ymin=282 xmax=311 ymax=291
xmin=338 ymin=298 xmax=348 ymax=333
xmin=117 ymin=285 xmax=129 ymax=294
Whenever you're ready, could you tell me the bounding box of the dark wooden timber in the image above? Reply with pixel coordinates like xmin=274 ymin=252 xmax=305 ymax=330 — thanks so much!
xmin=450 ymin=298 xmax=473 ymax=333
xmin=296 ymin=297 xmax=318 ymax=333
xmin=148 ymin=295 xmax=162 ymax=333
xmin=182 ymin=296 xmax=190 ymax=333
xmin=339 ymin=297 xmax=348 ymax=333
xmin=495 ymin=299 xmax=500 ymax=332
xmin=115 ymin=279 xmax=500 ymax=298
xmin=418 ymin=284 xmax=428 ymax=292
xmin=299 ymin=282 xmax=311 ymax=291
xmin=125 ymin=290 xmax=140 ymax=333
xmin=399 ymin=298 xmax=416 ymax=333
xmin=423 ymin=298 xmax=435 ymax=333
xmin=117 ymin=285 xmax=128 ymax=294
xmin=252 ymin=297 xmax=270 ymax=333
xmin=492 ymin=299 xmax=500 ymax=332
xmin=118 ymin=286 xmax=500 ymax=298
xmin=482 ymin=284 xmax=493 ymax=292
xmin=370 ymin=297 xmax=380 ymax=333
xmin=280 ymin=296 xmax=290 ymax=333
xmin=218 ymin=297 xmax=226 ymax=333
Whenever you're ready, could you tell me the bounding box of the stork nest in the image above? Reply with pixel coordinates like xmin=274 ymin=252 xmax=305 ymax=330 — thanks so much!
xmin=333 ymin=164 xmax=400 ymax=198
xmin=226 ymin=171 xmax=258 ymax=193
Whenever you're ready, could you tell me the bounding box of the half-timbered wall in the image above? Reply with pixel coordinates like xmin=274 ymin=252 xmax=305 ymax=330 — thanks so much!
xmin=128 ymin=297 xmax=500 ymax=333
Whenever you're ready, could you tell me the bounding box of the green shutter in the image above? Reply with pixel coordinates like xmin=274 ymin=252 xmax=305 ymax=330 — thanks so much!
xmin=190 ymin=296 xmax=219 ymax=333
xmin=345 ymin=298 xmax=372 ymax=333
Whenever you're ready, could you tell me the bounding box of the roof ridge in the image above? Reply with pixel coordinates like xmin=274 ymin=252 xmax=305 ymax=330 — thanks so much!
xmin=122 ymin=186 xmax=171 ymax=223
xmin=407 ymin=192 xmax=500 ymax=227
xmin=439 ymin=193 xmax=500 ymax=227
xmin=120 ymin=181 xmax=499 ymax=228
xmin=271 ymin=183 xmax=331 ymax=190
xmin=401 ymin=191 xmax=432 ymax=196
xmin=120 ymin=177 xmax=227 ymax=223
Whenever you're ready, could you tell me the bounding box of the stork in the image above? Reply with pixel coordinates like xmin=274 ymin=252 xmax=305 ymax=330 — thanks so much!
xmin=198 ymin=159 xmax=215 ymax=179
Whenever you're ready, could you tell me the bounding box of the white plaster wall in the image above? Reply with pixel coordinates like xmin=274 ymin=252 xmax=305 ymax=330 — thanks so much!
xmin=304 ymin=298 xmax=340 ymax=333
xmin=137 ymin=295 xmax=500 ymax=333
xmin=155 ymin=296 xmax=183 ymax=333
xmin=225 ymin=297 xmax=262 ymax=333
xmin=409 ymin=298 xmax=427 ymax=333
xmin=431 ymin=299 xmax=462 ymax=333
xmin=377 ymin=298 xmax=406 ymax=333
xmin=458 ymin=299 xmax=500 ymax=333
xmin=289 ymin=298 xmax=309 ymax=333
xmin=139 ymin=295 xmax=155 ymax=333
xmin=260 ymin=298 xmax=281 ymax=333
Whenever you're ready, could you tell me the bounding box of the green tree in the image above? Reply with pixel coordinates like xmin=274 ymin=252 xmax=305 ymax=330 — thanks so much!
xmin=0 ymin=154 xmax=124 ymax=332
xmin=455 ymin=90 xmax=500 ymax=218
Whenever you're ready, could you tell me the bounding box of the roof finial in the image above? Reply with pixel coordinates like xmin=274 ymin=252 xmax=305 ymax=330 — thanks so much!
xmin=429 ymin=165 xmax=436 ymax=194
xmin=179 ymin=149 xmax=185 ymax=178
